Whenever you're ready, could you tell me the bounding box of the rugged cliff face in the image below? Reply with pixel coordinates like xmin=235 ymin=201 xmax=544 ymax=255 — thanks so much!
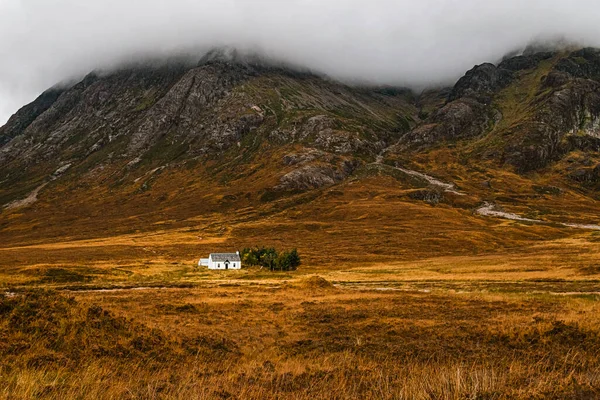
xmin=397 ymin=48 xmax=600 ymax=173
xmin=0 ymin=53 xmax=417 ymax=204
xmin=2 ymin=48 xmax=600 ymax=243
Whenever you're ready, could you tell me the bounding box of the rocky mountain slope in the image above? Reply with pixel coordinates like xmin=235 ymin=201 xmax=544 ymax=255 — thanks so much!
xmin=0 ymin=51 xmax=416 ymax=200
xmin=397 ymin=49 xmax=600 ymax=173
xmin=2 ymin=47 xmax=600 ymax=248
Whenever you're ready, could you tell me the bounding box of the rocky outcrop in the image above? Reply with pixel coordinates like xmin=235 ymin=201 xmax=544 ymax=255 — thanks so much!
xmin=555 ymin=48 xmax=600 ymax=81
xmin=503 ymin=73 xmax=600 ymax=172
xmin=282 ymin=149 xmax=329 ymax=166
xmin=568 ymin=164 xmax=600 ymax=185
xmin=448 ymin=63 xmax=513 ymax=102
xmin=269 ymin=115 xmax=378 ymax=155
xmin=401 ymin=98 xmax=499 ymax=148
xmin=276 ymin=165 xmax=345 ymax=191
xmin=498 ymin=52 xmax=554 ymax=72
xmin=0 ymin=87 xmax=65 ymax=147
xmin=408 ymin=189 xmax=443 ymax=204
xmin=399 ymin=60 xmax=514 ymax=149
xmin=278 ymin=150 xmax=360 ymax=191
xmin=269 ymin=115 xmax=336 ymax=144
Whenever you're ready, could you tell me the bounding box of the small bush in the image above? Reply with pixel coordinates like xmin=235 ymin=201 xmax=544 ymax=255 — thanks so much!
xmin=240 ymin=247 xmax=301 ymax=271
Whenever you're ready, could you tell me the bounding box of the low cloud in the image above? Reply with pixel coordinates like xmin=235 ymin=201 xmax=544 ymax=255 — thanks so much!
xmin=1 ymin=0 xmax=600 ymax=124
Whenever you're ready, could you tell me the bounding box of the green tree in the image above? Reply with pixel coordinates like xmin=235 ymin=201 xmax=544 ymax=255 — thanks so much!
xmin=241 ymin=248 xmax=259 ymax=266
xmin=287 ymin=248 xmax=301 ymax=271
xmin=261 ymin=248 xmax=278 ymax=271
xmin=240 ymin=247 xmax=300 ymax=271
xmin=275 ymin=251 xmax=291 ymax=271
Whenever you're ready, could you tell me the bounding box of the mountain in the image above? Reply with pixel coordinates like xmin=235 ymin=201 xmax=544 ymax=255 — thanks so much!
xmin=396 ymin=48 xmax=600 ymax=172
xmin=2 ymin=48 xmax=600 ymax=261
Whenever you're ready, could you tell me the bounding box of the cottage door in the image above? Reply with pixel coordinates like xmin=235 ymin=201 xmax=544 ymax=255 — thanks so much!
xmin=225 ymin=261 xmax=230 ymax=270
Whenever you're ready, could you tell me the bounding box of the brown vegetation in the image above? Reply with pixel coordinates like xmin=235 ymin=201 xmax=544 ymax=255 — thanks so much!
xmin=1 ymin=283 xmax=599 ymax=399
xmin=2 ymin=157 xmax=600 ymax=398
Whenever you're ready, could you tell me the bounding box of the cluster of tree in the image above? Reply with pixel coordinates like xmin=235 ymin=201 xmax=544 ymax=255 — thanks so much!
xmin=240 ymin=247 xmax=301 ymax=271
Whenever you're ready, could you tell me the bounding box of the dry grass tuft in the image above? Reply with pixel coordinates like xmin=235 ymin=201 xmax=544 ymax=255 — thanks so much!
xmin=299 ymin=275 xmax=334 ymax=289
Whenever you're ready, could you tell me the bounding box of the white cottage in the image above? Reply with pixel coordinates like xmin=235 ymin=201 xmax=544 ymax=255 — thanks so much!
xmin=198 ymin=252 xmax=242 ymax=270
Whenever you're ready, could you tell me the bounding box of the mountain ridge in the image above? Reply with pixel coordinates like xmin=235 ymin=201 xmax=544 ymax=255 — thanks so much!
xmin=2 ymin=47 xmax=600 ymax=254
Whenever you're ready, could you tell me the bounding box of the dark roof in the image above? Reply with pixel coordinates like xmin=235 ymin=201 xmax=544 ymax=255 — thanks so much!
xmin=210 ymin=253 xmax=241 ymax=262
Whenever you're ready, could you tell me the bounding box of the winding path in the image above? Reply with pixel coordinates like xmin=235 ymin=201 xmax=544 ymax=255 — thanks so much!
xmin=372 ymin=155 xmax=465 ymax=195
xmin=373 ymin=150 xmax=600 ymax=231
xmin=476 ymin=202 xmax=600 ymax=231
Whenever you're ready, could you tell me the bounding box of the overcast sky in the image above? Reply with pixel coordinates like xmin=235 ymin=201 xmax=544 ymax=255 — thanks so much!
xmin=1 ymin=0 xmax=600 ymax=125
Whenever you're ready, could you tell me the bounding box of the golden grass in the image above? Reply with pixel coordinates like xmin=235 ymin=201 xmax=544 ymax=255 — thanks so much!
xmin=2 ymin=146 xmax=600 ymax=398
xmin=1 ymin=286 xmax=599 ymax=399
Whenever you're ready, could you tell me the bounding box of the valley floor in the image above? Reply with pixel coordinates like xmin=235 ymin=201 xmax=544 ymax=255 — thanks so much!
xmin=1 ymin=226 xmax=600 ymax=399
xmin=2 ymin=175 xmax=600 ymax=399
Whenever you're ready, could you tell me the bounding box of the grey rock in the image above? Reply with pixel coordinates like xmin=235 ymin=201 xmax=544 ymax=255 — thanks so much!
xmin=448 ymin=63 xmax=513 ymax=102
xmin=408 ymin=189 xmax=443 ymax=204
xmin=282 ymin=149 xmax=329 ymax=166
xmin=277 ymin=165 xmax=342 ymax=191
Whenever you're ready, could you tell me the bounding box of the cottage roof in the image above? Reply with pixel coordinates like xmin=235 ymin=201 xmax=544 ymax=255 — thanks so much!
xmin=210 ymin=253 xmax=241 ymax=262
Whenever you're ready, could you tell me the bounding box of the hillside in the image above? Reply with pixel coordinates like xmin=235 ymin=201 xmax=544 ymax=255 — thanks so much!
xmin=1 ymin=48 xmax=600 ymax=264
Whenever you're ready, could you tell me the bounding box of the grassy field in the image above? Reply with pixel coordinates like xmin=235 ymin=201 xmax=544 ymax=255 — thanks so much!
xmin=1 ymin=276 xmax=599 ymax=399
xmin=2 ymin=179 xmax=600 ymax=399
xmin=2 ymin=156 xmax=600 ymax=399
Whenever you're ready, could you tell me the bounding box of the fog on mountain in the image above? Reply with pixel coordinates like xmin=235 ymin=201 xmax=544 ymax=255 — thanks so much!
xmin=1 ymin=0 xmax=600 ymax=124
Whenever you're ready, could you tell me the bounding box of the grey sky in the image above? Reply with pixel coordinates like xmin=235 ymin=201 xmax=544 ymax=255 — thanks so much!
xmin=1 ymin=0 xmax=600 ymax=125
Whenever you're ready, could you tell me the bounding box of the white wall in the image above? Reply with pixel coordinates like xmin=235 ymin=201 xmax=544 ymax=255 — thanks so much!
xmin=207 ymin=260 xmax=241 ymax=270
xmin=199 ymin=258 xmax=209 ymax=267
